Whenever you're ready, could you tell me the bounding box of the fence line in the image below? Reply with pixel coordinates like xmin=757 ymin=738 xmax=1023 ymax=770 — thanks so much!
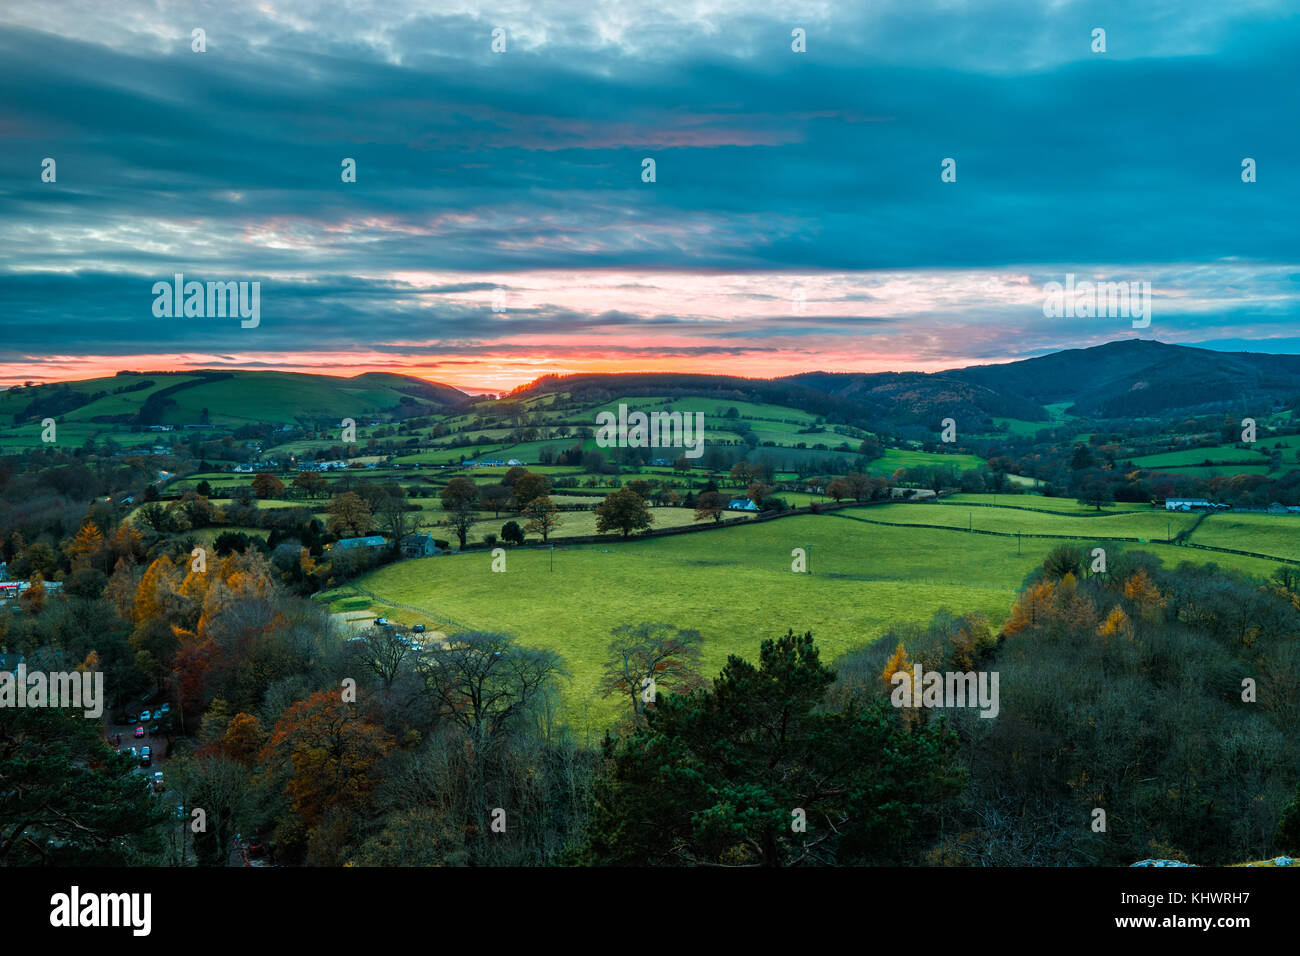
xmin=826 ymin=512 xmax=1300 ymax=565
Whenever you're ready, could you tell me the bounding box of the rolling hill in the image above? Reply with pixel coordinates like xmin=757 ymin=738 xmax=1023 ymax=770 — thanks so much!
xmin=945 ymin=339 xmax=1300 ymax=417
xmin=505 ymin=340 xmax=1300 ymax=425
xmin=0 ymin=370 xmax=470 ymax=427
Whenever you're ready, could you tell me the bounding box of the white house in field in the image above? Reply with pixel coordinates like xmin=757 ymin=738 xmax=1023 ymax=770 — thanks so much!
xmin=1164 ymin=498 xmax=1213 ymax=511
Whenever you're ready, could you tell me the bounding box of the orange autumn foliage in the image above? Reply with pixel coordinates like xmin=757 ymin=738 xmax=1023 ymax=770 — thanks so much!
xmin=263 ymin=691 xmax=394 ymax=829
xmin=1003 ymin=579 xmax=1056 ymax=636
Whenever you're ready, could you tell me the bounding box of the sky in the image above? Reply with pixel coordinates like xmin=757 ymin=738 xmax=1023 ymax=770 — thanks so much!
xmin=2 ymin=0 xmax=1299 ymax=393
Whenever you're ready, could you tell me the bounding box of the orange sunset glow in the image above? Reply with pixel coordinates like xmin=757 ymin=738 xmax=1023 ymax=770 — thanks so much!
xmin=0 ymin=347 xmax=1006 ymax=394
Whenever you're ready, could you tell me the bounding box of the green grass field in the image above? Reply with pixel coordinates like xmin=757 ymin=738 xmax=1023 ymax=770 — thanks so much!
xmin=1189 ymin=512 xmax=1300 ymax=561
xmin=855 ymin=502 xmax=1203 ymax=541
xmin=1157 ymin=464 xmax=1275 ymax=478
xmin=340 ymin=502 xmax=1294 ymax=733
xmin=869 ymin=448 xmax=985 ymax=475
xmin=1131 ymin=443 xmax=1273 ymax=470
xmin=939 ymin=494 xmax=1150 ymax=514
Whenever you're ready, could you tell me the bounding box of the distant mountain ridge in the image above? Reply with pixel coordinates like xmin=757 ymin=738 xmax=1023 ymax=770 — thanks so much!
xmin=943 ymin=339 xmax=1300 ymax=417
xmin=8 ymin=340 xmax=1299 ymax=428
xmin=513 ymin=340 xmax=1300 ymax=421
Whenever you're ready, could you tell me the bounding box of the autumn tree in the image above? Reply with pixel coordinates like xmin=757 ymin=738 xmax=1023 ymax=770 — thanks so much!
xmin=511 ymin=472 xmax=552 ymax=511
xmin=263 ymin=691 xmax=395 ymax=831
xmin=1123 ymin=568 xmax=1167 ymax=622
xmin=222 ymin=713 xmax=267 ymax=766
xmin=747 ymin=481 xmax=774 ymax=508
xmin=108 ymin=522 xmax=146 ymax=564
xmin=522 ymin=496 xmax=562 ymax=543
xmin=693 ymin=490 xmax=729 ymax=523
xmin=825 ymin=477 xmax=852 ymax=502
xmin=1003 ymin=579 xmax=1056 ymax=637
xmin=292 ymin=470 xmax=329 ymax=499
xmin=65 ymin=522 xmax=108 ymax=573
xmin=327 ymin=491 xmax=374 ymax=538
xmin=1097 ymin=605 xmax=1133 ymax=642
xmin=729 ymin=462 xmax=755 ymax=485
xmin=251 ymin=473 xmax=285 ymax=499
xmin=594 ymin=487 xmax=654 ymax=538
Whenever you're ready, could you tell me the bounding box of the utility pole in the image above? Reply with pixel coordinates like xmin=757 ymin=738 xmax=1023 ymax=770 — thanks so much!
xmin=549 ymin=544 xmax=554 ymax=572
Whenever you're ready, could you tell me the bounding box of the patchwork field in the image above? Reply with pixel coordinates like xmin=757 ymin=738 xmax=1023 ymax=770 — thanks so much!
xmin=340 ymin=501 xmax=1296 ymax=733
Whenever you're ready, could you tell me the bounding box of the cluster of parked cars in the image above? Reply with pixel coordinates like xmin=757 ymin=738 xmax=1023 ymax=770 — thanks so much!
xmin=122 ymin=745 xmax=152 ymax=767
xmin=116 ymin=700 xmax=175 ymax=780
xmin=353 ymin=619 xmax=428 ymax=652
xmin=126 ymin=702 xmax=171 ymax=740
xmin=374 ymin=618 xmax=425 ymax=633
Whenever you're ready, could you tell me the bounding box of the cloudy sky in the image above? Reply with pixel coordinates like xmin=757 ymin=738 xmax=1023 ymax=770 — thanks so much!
xmin=2 ymin=0 xmax=1298 ymax=392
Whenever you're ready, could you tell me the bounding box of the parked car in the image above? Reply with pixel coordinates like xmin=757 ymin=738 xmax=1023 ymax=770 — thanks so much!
xmin=148 ymin=723 xmax=160 ymax=736
xmin=140 ymin=747 xmax=151 ymax=767
xmin=127 ymin=746 xmax=138 ymax=758
xmin=152 ymin=772 xmax=165 ymax=793
xmin=375 ymin=617 xmax=390 ymax=627
xmin=412 ymin=624 xmax=426 ymax=633
xmin=140 ymin=710 xmax=151 ymax=722
xmin=126 ymin=712 xmax=139 ymax=724
xmin=133 ymin=725 xmax=145 ymax=738
xmin=159 ymin=703 xmax=170 ymax=715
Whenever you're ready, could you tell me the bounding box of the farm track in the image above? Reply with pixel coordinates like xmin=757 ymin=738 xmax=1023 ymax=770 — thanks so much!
xmin=348 ymin=583 xmax=478 ymax=633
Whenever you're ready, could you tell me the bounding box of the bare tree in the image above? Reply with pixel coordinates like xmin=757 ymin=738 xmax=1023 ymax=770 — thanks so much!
xmin=598 ymin=622 xmax=705 ymax=719
xmin=348 ymin=625 xmax=414 ymax=690
xmin=374 ymin=484 xmax=425 ymax=554
xmin=416 ymin=632 xmax=566 ymax=741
